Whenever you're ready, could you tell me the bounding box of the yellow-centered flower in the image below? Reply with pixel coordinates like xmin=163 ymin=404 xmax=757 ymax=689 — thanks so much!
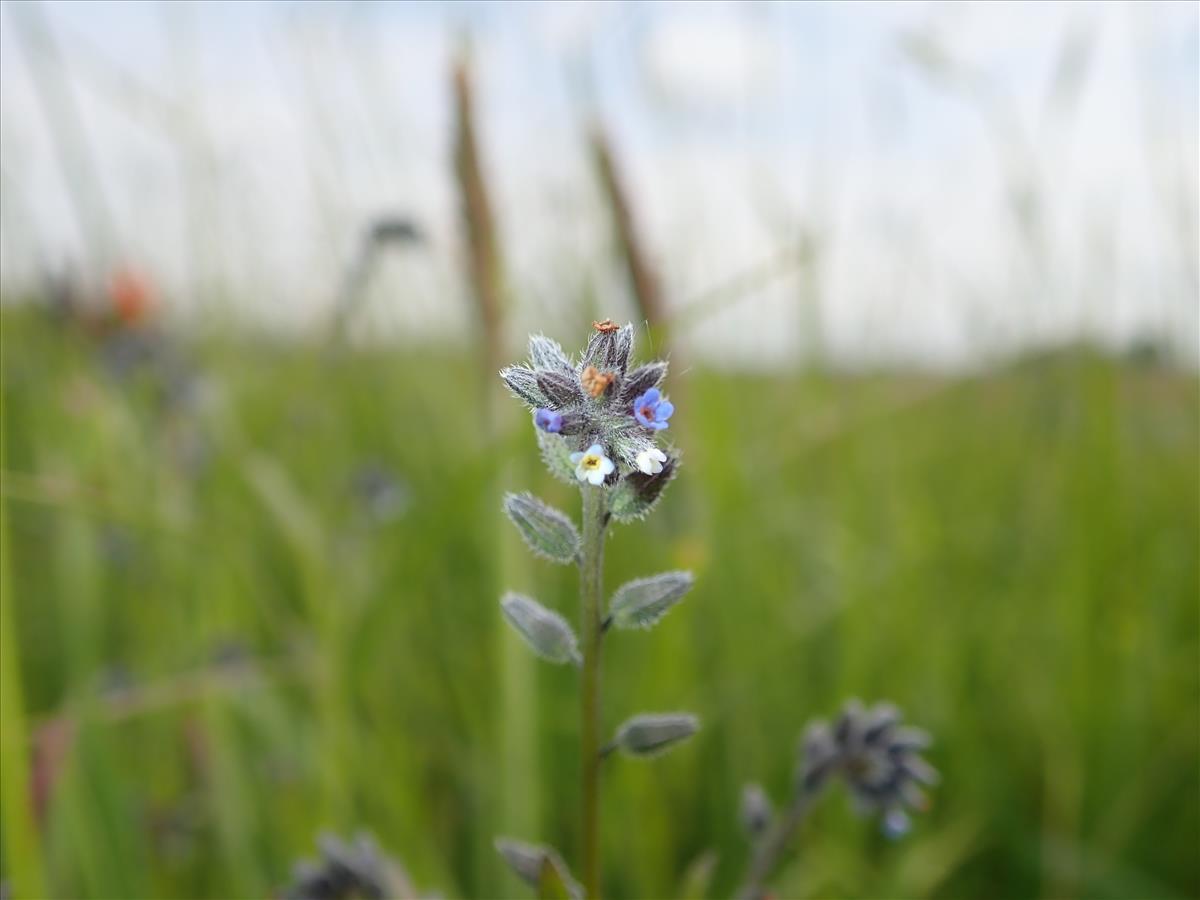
xmin=569 ymin=443 xmax=616 ymax=485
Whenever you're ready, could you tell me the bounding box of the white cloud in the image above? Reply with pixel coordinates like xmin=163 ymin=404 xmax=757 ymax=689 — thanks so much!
xmin=641 ymin=12 xmax=780 ymax=110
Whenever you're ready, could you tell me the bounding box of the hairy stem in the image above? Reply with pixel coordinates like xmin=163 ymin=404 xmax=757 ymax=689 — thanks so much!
xmin=578 ymin=484 xmax=607 ymax=897
xmin=736 ymin=788 xmax=817 ymax=900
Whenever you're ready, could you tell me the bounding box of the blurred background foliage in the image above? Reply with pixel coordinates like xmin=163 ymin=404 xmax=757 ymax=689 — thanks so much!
xmin=1 ymin=1 xmax=1198 ymax=898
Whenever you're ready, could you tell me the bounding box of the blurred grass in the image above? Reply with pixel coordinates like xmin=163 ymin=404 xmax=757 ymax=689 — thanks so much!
xmin=0 ymin=306 xmax=1197 ymax=899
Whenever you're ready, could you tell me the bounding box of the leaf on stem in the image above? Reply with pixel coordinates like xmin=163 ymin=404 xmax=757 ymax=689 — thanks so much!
xmin=494 ymin=837 xmax=582 ymax=900
xmin=503 ymin=492 xmax=580 ymax=564
xmin=612 ymin=713 xmax=699 ymax=758
xmin=608 ymin=571 xmax=693 ymax=630
xmin=500 ymin=593 xmax=581 ymax=666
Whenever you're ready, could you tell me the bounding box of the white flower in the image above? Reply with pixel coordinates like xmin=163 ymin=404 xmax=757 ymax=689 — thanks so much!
xmin=635 ymin=446 xmax=667 ymax=475
xmin=569 ymin=443 xmax=616 ymax=485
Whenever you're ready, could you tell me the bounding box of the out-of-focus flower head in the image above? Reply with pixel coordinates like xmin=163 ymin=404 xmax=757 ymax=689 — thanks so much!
xmin=281 ymin=832 xmax=418 ymax=900
xmin=108 ymin=267 xmax=157 ymax=328
xmin=798 ymin=700 xmax=938 ymax=837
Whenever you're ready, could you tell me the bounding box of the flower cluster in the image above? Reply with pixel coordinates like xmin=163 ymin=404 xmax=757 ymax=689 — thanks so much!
xmin=500 ymin=323 xmax=677 ymax=486
xmin=799 ymin=700 xmax=939 ymax=837
xmin=282 ymin=832 xmax=417 ymax=900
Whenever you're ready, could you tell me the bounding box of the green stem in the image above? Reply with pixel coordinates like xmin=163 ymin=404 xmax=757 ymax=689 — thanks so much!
xmin=735 ymin=787 xmax=818 ymax=900
xmin=0 ymin=398 xmax=50 ymax=899
xmin=578 ymin=484 xmax=607 ymax=897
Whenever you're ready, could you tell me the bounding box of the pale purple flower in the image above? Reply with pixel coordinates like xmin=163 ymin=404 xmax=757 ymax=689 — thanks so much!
xmin=632 ymin=388 xmax=674 ymax=431
xmin=534 ymin=408 xmax=564 ymax=433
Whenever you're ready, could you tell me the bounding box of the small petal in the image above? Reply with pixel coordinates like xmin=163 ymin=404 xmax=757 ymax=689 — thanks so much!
xmin=642 ymin=388 xmax=660 ymax=405
xmin=599 ymin=457 xmax=615 ymax=475
xmin=635 ymin=447 xmax=666 ymax=475
xmin=534 ymin=408 xmax=564 ymax=433
xmin=570 ymin=452 xmax=584 ymax=464
xmin=882 ymin=808 xmax=912 ymax=839
xmin=586 ymin=443 xmax=604 ymax=456
xmin=586 ymin=468 xmax=606 ymax=485
xmin=655 ymin=400 xmax=674 ymax=421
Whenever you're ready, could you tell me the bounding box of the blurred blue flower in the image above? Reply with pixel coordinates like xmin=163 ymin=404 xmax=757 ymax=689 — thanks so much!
xmin=882 ymin=807 xmax=912 ymax=840
xmin=632 ymin=388 xmax=673 ymax=431
xmin=799 ymin=700 xmax=937 ymax=837
xmin=534 ymin=408 xmax=564 ymax=433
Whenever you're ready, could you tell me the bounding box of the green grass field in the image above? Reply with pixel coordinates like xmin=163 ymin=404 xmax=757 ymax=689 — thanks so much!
xmin=1 ymin=308 xmax=1197 ymax=899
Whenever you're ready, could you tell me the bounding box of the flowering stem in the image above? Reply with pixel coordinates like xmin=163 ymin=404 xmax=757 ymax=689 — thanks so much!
xmin=736 ymin=787 xmax=818 ymax=900
xmin=578 ymin=484 xmax=607 ymax=897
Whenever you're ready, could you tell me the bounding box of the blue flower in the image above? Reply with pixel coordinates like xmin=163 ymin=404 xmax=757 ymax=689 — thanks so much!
xmin=534 ymin=408 xmax=564 ymax=433
xmin=632 ymin=388 xmax=674 ymax=431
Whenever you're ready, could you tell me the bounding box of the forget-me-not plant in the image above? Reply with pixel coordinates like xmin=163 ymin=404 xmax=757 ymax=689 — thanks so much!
xmin=495 ymin=321 xmax=694 ymax=898
xmin=735 ymin=700 xmax=939 ymax=900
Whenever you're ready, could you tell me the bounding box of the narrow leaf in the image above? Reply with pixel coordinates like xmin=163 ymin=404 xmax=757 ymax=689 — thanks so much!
xmin=613 ymin=712 xmax=699 ymax=757
xmin=608 ymin=571 xmax=693 ymax=630
xmin=495 ymin=837 xmax=542 ymax=885
xmin=500 ymin=594 xmax=580 ymax=665
xmin=495 ymin=838 xmax=582 ymax=900
xmin=503 ymin=493 xmax=580 ymax=564
xmin=537 ymin=856 xmax=577 ymax=900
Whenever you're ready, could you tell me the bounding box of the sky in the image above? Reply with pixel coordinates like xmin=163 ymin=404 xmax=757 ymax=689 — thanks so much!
xmin=1 ymin=0 xmax=1197 ymax=368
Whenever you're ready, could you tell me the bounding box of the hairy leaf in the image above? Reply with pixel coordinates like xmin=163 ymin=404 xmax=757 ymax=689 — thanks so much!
xmin=537 ymin=856 xmax=577 ymax=900
xmin=537 ymin=370 xmax=584 ymax=408
xmin=494 ymin=838 xmax=582 ymax=900
xmin=499 ymin=593 xmax=580 ymax=665
xmin=503 ymin=492 xmax=580 ymax=564
xmin=528 ymin=334 xmax=574 ymax=375
xmin=578 ymin=328 xmax=616 ymax=373
xmin=608 ymin=571 xmax=694 ymax=630
xmin=613 ymin=712 xmax=699 ymax=757
xmin=537 ymin=432 xmax=579 ymax=485
xmin=609 ymin=456 xmax=678 ymax=523
xmin=611 ymin=323 xmax=634 ymax=373
xmin=500 ymin=365 xmax=548 ymax=408
xmin=618 ymin=361 xmax=667 ymax=404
